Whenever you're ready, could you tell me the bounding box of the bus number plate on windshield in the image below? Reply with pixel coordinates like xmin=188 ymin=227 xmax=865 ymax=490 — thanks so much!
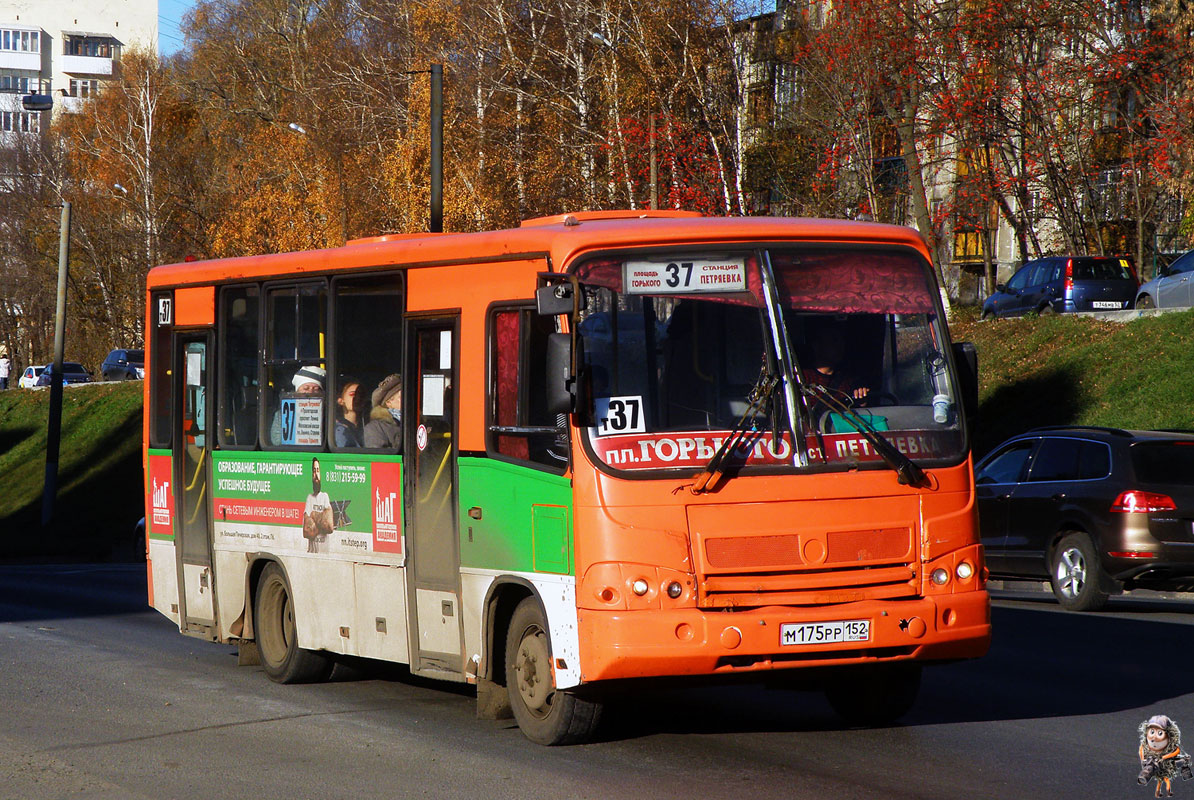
xmin=781 ymin=619 xmax=870 ymax=646
xmin=624 ymin=256 xmax=746 ymax=294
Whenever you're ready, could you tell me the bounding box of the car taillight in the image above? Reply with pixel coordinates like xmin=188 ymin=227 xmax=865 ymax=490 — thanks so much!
xmin=1110 ymin=490 xmax=1176 ymax=513
xmin=1064 ymin=258 xmax=1074 ymax=300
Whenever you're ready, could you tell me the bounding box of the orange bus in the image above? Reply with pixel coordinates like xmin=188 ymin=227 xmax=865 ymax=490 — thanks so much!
xmin=143 ymin=210 xmax=990 ymax=744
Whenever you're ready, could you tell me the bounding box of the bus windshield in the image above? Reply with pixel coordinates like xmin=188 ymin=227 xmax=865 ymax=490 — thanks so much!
xmin=575 ymin=245 xmax=965 ymax=474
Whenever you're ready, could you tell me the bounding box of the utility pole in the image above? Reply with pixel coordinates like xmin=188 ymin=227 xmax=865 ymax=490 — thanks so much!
xmin=41 ymin=201 xmax=71 ymax=527
xmin=430 ymin=64 xmax=443 ymax=233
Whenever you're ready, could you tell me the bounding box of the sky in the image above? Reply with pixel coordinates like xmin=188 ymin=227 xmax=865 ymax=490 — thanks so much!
xmin=158 ymin=0 xmax=193 ymax=57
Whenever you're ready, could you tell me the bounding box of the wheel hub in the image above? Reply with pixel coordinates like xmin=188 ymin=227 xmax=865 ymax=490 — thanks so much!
xmin=515 ymin=627 xmax=551 ymax=715
xmin=1057 ymin=547 xmax=1087 ymax=598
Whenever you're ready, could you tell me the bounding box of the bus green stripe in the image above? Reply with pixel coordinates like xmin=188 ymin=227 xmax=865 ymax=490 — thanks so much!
xmin=457 ymin=458 xmax=573 ymax=575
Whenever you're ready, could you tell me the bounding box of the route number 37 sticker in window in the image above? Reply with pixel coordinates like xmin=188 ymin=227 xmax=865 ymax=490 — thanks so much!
xmin=594 ymin=396 xmax=646 ymax=436
xmin=624 ymin=256 xmax=746 ymax=294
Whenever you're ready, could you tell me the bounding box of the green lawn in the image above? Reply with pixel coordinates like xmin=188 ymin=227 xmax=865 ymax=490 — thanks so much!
xmin=951 ymin=308 xmax=1194 ymax=456
xmin=0 ymin=381 xmax=143 ymax=560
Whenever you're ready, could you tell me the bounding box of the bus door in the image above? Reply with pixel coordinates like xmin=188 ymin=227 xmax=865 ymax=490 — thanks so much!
xmin=174 ymin=333 xmax=217 ymax=637
xmin=405 ymin=317 xmax=464 ymax=678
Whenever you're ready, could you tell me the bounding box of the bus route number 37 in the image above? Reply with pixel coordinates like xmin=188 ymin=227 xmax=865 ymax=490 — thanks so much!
xmin=780 ymin=619 xmax=871 ymax=646
xmin=595 ymin=396 xmax=646 ymax=436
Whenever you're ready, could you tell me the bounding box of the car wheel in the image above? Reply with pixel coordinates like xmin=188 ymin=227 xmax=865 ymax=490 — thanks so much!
xmin=1038 ymin=303 xmax=1056 ymax=315
xmin=253 ymin=563 xmax=334 ymax=683
xmin=981 ymin=310 xmax=995 ymax=321
xmin=1049 ymin=533 xmax=1110 ymax=612
xmin=505 ymin=597 xmax=603 ymax=745
xmin=1136 ymin=294 xmax=1155 ymax=309
xmin=825 ymin=663 xmax=922 ymax=727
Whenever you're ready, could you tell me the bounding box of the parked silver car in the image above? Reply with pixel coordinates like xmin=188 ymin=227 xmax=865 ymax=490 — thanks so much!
xmin=1136 ymin=250 xmax=1194 ymax=309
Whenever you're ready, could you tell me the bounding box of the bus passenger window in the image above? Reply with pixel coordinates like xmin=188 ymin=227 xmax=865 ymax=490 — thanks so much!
xmin=330 ymin=274 xmax=404 ymax=452
xmin=218 ymin=286 xmax=259 ymax=447
xmin=264 ymin=283 xmax=327 ymax=447
xmin=489 ymin=307 xmax=564 ymax=469
xmin=148 ymin=291 xmax=173 ymax=448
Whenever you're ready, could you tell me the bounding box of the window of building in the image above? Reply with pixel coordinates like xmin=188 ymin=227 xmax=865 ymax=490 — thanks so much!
xmin=218 ymin=286 xmax=260 ymax=448
xmin=488 ymin=305 xmax=566 ymax=469
xmin=329 ymin=274 xmax=405 ymax=452
xmin=264 ymin=283 xmax=328 ymax=447
xmin=69 ymin=79 xmax=100 ymax=99
xmin=64 ymin=35 xmax=115 ymax=58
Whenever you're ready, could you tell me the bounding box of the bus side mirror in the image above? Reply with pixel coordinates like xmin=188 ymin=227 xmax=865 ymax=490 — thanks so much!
xmin=536 ymin=283 xmax=574 ymax=316
xmin=952 ymin=341 xmax=978 ymax=434
xmin=546 ymin=332 xmax=586 ymax=416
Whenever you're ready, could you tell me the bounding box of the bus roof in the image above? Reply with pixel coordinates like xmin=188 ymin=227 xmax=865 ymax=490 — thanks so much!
xmin=146 ymin=212 xmax=929 ymax=289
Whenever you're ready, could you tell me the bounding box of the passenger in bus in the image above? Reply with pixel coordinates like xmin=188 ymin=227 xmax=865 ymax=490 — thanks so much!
xmin=302 ymin=456 xmax=334 ymax=553
xmin=334 ymin=378 xmax=365 ymax=447
xmin=364 ymin=373 xmax=402 ymax=452
xmin=268 ymin=365 xmax=325 ymax=445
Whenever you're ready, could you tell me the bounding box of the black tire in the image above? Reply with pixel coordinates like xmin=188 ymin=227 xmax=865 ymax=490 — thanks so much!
xmin=981 ymin=310 xmax=995 ymax=321
xmin=825 ymin=663 xmax=921 ymax=727
xmin=1136 ymin=294 xmax=1155 ymax=310
xmin=1049 ymin=533 xmax=1110 ymax=612
xmin=1038 ymin=303 xmax=1056 ymax=315
xmin=254 ymin=563 xmax=334 ymax=683
xmin=505 ymin=597 xmax=602 ymax=745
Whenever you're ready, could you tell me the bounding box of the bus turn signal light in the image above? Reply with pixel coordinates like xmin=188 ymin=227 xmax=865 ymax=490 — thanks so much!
xmin=1110 ymin=490 xmax=1176 ymax=513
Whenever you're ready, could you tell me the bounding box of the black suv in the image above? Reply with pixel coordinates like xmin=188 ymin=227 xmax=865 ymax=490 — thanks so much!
xmin=101 ymin=349 xmax=144 ymax=381
xmin=976 ymin=427 xmax=1194 ymax=611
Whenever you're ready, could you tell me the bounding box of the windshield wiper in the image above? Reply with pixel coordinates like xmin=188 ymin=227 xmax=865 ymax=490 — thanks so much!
xmin=690 ymin=367 xmax=779 ymax=494
xmin=801 ymin=384 xmax=929 ymax=488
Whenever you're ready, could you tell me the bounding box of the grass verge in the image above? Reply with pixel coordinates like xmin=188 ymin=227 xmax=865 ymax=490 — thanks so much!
xmin=0 ymin=382 xmax=142 ymax=561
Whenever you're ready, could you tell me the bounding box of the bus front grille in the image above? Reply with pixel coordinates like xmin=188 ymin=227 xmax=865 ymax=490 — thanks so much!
xmin=697 ymin=564 xmax=917 ymax=608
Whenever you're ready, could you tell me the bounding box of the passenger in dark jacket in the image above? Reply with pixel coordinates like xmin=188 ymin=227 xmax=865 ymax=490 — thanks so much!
xmin=364 ymin=373 xmax=402 ymax=452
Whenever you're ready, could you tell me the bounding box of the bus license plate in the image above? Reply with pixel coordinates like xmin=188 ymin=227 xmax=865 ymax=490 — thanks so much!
xmin=780 ymin=619 xmax=870 ymax=646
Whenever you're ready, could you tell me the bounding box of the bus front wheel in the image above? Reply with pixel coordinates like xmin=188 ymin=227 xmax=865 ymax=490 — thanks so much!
xmin=254 ymin=563 xmax=333 ymax=684
xmin=825 ymin=663 xmax=921 ymax=727
xmin=504 ymin=598 xmax=602 ymax=745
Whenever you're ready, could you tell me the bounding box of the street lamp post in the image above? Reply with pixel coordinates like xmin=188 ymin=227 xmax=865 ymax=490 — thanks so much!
xmin=41 ymin=201 xmax=71 ymax=527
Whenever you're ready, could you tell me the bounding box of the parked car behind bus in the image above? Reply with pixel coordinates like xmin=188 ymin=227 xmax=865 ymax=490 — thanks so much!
xmin=981 ymin=256 xmax=1137 ymax=318
xmin=35 ymin=362 xmax=93 ymax=386
xmin=101 ymin=349 xmax=145 ymax=381
xmin=17 ymin=365 xmax=44 ymax=388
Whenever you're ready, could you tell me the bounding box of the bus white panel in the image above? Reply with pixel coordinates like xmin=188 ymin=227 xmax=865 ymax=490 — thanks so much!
xmin=353 ymin=563 xmax=409 ymax=662
xmin=214 ymin=549 xmax=249 ymax=641
xmin=288 ymin=557 xmax=356 ymax=655
xmin=149 ymin=540 xmax=180 ymax=626
xmin=182 ymin=563 xmax=215 ymax=623
xmin=415 ymin=588 xmax=462 ymax=655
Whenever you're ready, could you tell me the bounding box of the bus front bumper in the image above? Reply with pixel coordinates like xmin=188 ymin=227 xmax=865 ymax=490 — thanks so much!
xmin=575 ymin=590 xmax=990 ymax=683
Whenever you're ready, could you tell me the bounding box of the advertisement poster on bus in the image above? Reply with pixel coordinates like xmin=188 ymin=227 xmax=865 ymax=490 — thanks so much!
xmin=209 ymin=452 xmax=403 ymax=559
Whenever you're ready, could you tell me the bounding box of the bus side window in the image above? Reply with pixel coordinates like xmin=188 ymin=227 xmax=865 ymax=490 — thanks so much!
xmin=489 ymin=306 xmax=565 ymax=470
xmin=218 ymin=285 xmax=260 ymax=448
xmin=330 ymin=274 xmax=405 ymax=452
xmin=264 ymin=283 xmax=328 ymax=448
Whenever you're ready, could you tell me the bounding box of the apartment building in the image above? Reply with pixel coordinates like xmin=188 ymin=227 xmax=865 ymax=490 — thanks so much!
xmin=0 ymin=0 xmax=157 ymax=139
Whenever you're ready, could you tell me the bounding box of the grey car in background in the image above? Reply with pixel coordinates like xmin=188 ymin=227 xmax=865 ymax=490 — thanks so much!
xmin=976 ymin=426 xmax=1194 ymax=611
xmin=1135 ymin=249 xmax=1194 ymax=309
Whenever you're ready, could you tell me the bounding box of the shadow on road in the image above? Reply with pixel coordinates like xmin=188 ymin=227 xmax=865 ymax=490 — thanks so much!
xmin=0 ymin=564 xmax=148 ymax=623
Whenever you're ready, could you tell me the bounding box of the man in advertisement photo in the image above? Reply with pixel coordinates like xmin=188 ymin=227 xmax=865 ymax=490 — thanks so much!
xmin=302 ymin=457 xmax=334 ymax=553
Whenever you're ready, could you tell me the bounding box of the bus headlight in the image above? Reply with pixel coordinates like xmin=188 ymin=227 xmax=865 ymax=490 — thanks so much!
xmin=631 ymin=578 xmax=649 ymax=596
xmin=956 ymin=562 xmax=974 ymax=581
xmin=930 ymin=568 xmax=950 ymax=586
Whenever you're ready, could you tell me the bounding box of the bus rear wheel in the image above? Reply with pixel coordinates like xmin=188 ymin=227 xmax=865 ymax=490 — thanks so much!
xmin=825 ymin=663 xmax=921 ymax=727
xmin=505 ymin=598 xmax=602 ymax=745
xmin=254 ymin=563 xmax=333 ymax=684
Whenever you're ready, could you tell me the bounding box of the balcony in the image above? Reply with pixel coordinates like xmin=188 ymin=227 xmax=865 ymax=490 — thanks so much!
xmin=0 ymin=51 xmax=40 ymax=71
xmin=62 ymin=55 xmax=112 ymax=76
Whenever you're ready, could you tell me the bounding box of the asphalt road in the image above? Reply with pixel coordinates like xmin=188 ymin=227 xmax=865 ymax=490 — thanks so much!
xmin=0 ymin=564 xmax=1189 ymax=800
